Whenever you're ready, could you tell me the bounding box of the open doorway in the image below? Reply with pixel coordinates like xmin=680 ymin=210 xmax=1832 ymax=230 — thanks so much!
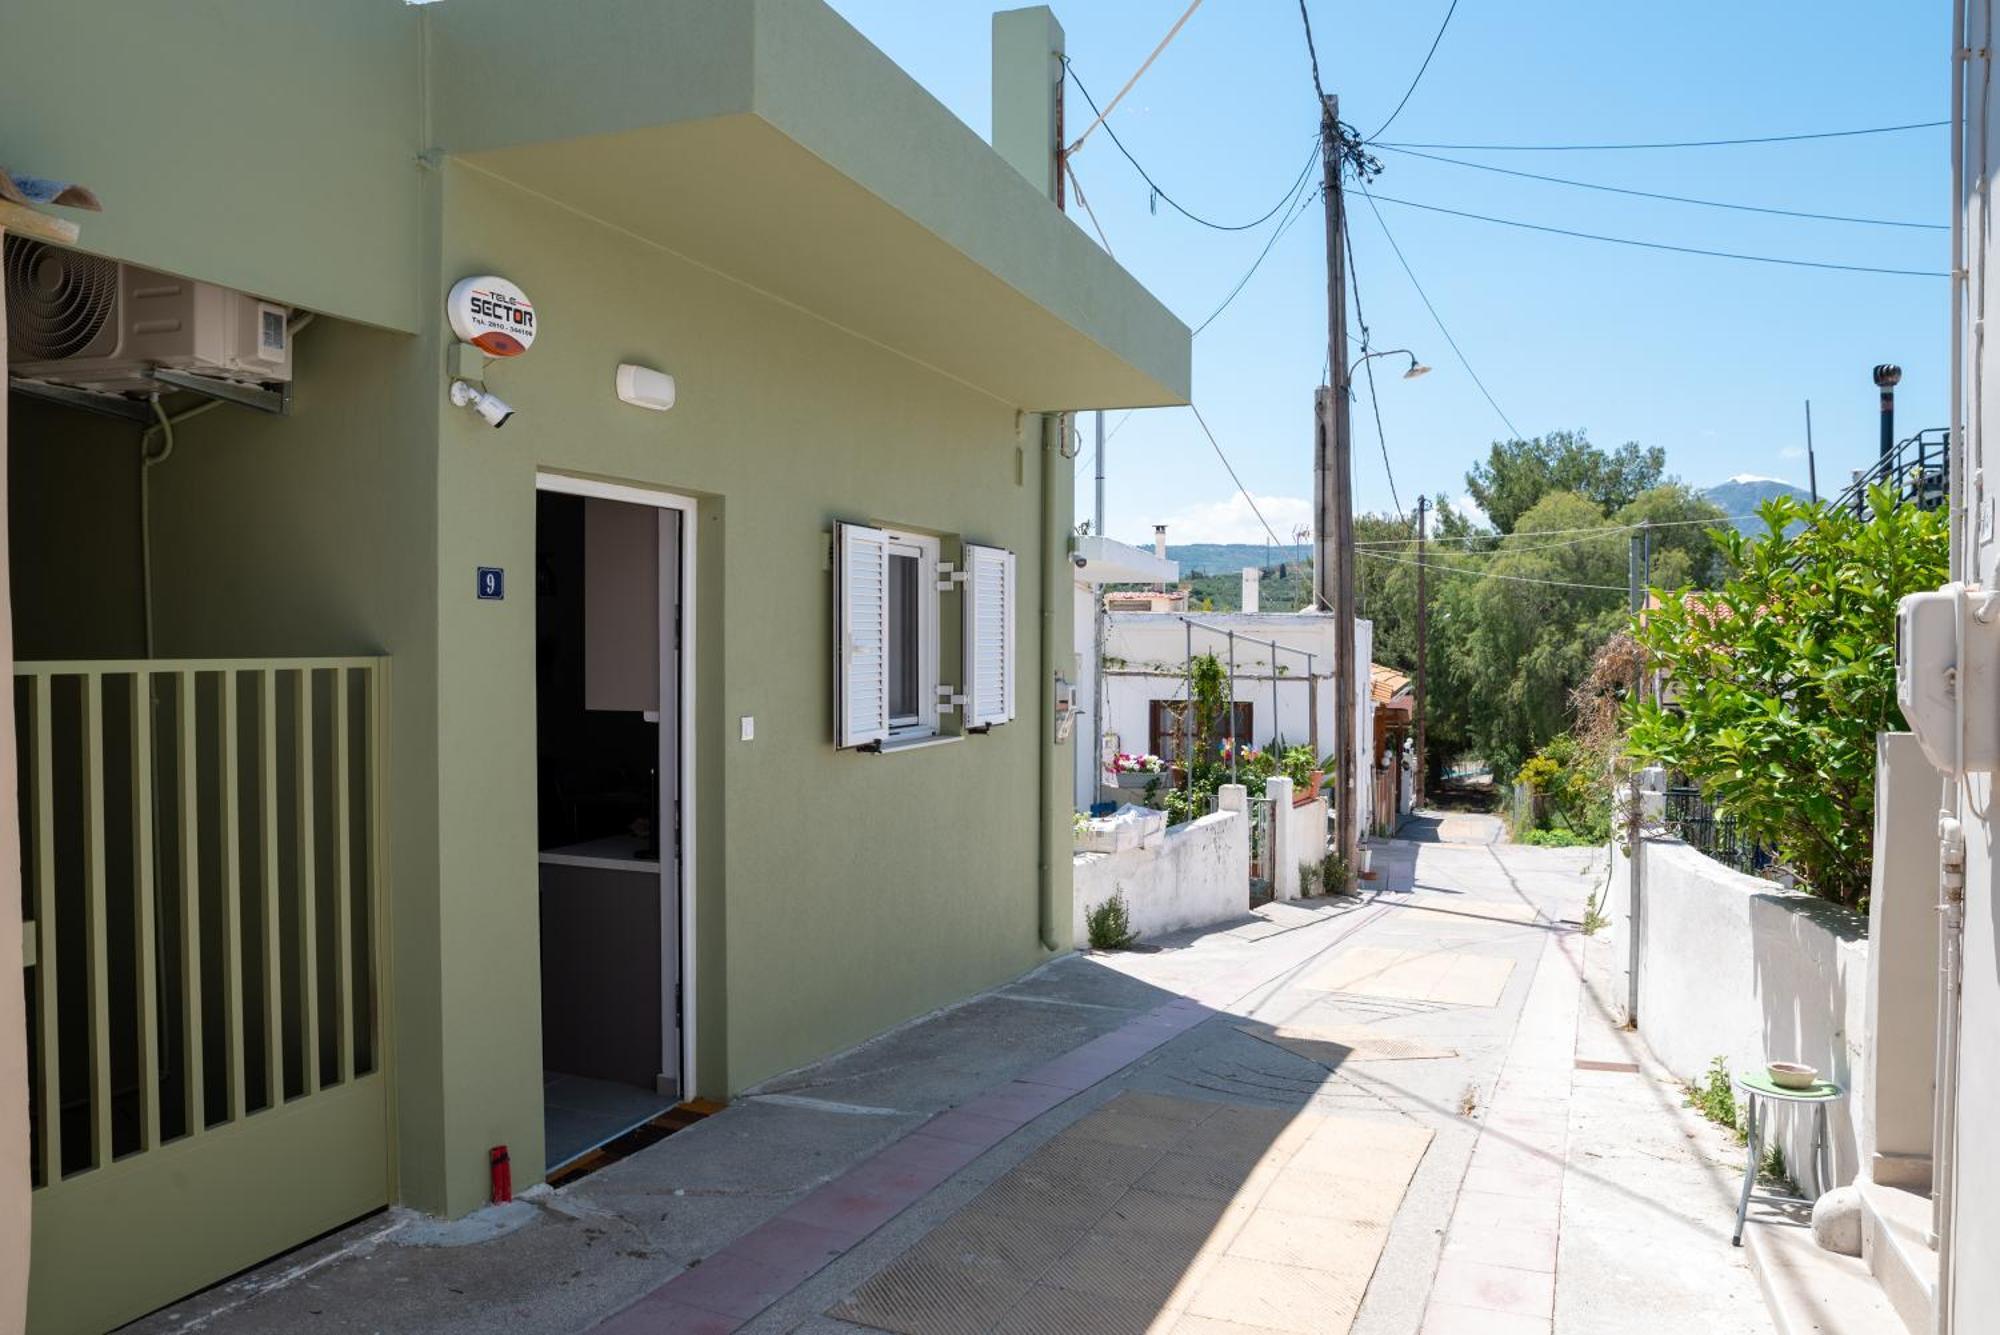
xmin=534 ymin=478 xmax=689 ymax=1173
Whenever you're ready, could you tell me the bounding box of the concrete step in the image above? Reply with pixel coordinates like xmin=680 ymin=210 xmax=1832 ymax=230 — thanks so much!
xmin=1744 ymin=1207 xmax=1905 ymax=1335
xmin=1859 ymin=1177 xmax=1937 ymax=1335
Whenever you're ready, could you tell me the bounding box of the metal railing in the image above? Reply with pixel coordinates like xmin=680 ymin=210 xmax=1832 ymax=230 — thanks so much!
xmin=16 ymin=657 xmax=387 ymax=1188
xmin=1662 ymin=785 xmax=1770 ymax=875
xmin=1830 ymin=427 xmax=1949 ymax=519
xmin=1247 ymin=795 xmax=1275 ymax=901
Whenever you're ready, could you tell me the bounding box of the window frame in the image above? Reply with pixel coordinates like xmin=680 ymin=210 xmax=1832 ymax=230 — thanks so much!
xmin=883 ymin=529 xmax=941 ymax=741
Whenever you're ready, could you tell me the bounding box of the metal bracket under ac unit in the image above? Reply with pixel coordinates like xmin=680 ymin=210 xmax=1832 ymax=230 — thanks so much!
xmin=7 ymin=377 xmax=157 ymax=424
xmin=147 ymin=367 xmax=290 ymax=416
xmin=8 ymin=366 xmax=290 ymax=424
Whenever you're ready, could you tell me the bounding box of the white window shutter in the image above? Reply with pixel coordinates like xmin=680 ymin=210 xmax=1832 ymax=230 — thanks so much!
xmin=964 ymin=543 xmax=1016 ymax=727
xmin=836 ymin=522 xmax=891 ymax=747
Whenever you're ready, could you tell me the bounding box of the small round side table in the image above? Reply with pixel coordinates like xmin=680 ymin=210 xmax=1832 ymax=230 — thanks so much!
xmin=1731 ymin=1070 xmax=1845 ymax=1246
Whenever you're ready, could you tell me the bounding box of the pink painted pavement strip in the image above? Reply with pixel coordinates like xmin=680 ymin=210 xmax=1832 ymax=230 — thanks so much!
xmin=1420 ymin=927 xmax=1581 ymax=1333
xmin=600 ymin=994 xmax=1204 ymax=1330
xmin=594 ymin=905 xmax=1394 ymax=1333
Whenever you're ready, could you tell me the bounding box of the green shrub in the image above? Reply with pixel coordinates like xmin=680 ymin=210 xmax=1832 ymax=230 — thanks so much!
xmin=1085 ymin=892 xmax=1138 ymax=949
xmin=1298 ymin=860 xmax=1322 ymax=897
xmin=1628 ymin=487 xmax=1948 ymax=905
xmin=1686 ymin=1056 xmax=1741 ymax=1139
xmin=1521 ymin=827 xmax=1598 ymax=848
xmin=1320 ymin=851 xmax=1352 ymax=896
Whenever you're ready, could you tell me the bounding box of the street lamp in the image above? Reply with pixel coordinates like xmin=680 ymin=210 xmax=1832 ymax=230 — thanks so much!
xmin=1346 ymin=348 xmax=1431 ymax=386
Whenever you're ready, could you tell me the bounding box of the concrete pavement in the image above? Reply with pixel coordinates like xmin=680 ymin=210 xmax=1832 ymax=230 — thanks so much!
xmin=130 ymin=815 xmax=1774 ymax=1334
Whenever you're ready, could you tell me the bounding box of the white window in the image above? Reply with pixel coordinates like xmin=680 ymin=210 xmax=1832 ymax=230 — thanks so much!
xmin=836 ymin=523 xmax=941 ymax=747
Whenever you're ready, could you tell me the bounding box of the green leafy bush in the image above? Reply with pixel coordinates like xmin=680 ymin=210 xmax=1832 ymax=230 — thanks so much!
xmin=1521 ymin=827 xmax=1598 ymax=848
xmin=1084 ymin=892 xmax=1138 ymax=949
xmin=1687 ymin=1056 xmax=1741 ymax=1138
xmin=1627 ymin=488 xmax=1947 ymax=905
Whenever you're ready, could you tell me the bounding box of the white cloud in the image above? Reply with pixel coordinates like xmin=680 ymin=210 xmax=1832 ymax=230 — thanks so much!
xmin=1779 ymin=445 xmax=1807 ymax=460
xmin=1153 ymin=491 xmax=1314 ymax=545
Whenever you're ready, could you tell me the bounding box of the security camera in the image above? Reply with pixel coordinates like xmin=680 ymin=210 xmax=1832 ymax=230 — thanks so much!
xmin=1071 ymin=553 xmax=1088 ymax=569
xmin=450 ymin=379 xmax=514 ymax=428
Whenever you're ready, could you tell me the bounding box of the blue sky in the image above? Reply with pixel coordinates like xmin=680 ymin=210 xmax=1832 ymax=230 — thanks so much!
xmin=824 ymin=1 xmax=1951 ymax=546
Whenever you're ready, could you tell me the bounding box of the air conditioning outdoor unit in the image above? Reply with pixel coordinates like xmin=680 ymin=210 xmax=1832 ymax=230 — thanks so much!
xmin=3 ymin=235 xmax=292 ymax=397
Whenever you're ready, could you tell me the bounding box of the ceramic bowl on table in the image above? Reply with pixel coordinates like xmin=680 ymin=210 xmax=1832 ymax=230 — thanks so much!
xmin=1768 ymin=1061 xmax=1818 ymax=1090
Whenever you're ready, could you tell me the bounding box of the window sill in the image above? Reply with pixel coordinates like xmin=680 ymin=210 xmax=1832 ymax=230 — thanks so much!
xmin=866 ymin=733 xmax=965 ymax=755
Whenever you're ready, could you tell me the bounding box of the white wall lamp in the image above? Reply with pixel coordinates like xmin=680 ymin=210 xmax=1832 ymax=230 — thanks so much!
xmin=616 ymin=363 xmax=677 ymax=412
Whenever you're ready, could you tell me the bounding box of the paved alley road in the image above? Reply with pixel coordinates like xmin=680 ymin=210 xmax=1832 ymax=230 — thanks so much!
xmin=136 ymin=828 xmax=1772 ymax=1335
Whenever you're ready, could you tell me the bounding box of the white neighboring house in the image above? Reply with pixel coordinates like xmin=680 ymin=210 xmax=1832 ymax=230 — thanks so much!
xmin=1099 ymin=599 xmax=1377 ymax=833
xmin=1072 ymin=534 xmax=1179 ymax=809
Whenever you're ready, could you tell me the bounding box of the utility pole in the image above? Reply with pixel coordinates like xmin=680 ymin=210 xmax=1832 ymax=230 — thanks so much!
xmin=1312 ymin=93 xmax=1358 ymax=877
xmin=1413 ymin=495 xmax=1428 ymax=810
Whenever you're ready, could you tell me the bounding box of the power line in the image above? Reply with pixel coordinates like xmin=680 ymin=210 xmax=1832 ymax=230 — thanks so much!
xmin=1188 ymin=402 xmax=1287 ymax=549
xmin=1192 ymin=176 xmax=1322 ymax=335
xmin=1296 ymin=0 xmax=1327 ymax=104
xmin=1362 ymin=550 xmax=1627 ymax=592
xmin=1378 ymin=146 xmax=1948 ymax=230
xmin=1344 ymin=220 xmax=1404 ymax=522
xmin=1367 ymin=0 xmax=1461 ymax=140
xmin=1353 ymin=181 xmax=1524 ymax=438
xmin=1063 ymin=62 xmax=1317 ymax=231
xmin=1366 ymin=191 xmax=1951 ymax=278
xmin=1353 ymin=512 xmax=1755 ymax=545
xmin=1376 ymin=120 xmax=1948 ymax=152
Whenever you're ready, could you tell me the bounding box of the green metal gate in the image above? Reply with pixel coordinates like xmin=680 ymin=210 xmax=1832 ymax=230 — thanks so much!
xmin=15 ymin=658 xmax=391 ymax=1334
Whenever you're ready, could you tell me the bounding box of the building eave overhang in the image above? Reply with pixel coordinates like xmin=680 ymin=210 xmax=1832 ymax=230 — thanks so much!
xmin=431 ymin=0 xmax=1191 ymax=411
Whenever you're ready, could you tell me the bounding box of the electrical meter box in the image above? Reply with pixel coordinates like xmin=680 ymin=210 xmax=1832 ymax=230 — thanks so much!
xmin=1897 ymin=583 xmax=2000 ymax=773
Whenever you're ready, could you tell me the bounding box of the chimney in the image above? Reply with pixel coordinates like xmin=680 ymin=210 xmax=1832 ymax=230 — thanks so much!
xmin=1153 ymin=525 xmax=1168 ymax=559
xmin=1241 ymin=567 xmax=1260 ymax=614
xmin=991 ymin=8 xmax=1066 ymax=201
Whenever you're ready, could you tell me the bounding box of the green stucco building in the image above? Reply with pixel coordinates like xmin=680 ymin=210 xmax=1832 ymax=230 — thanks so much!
xmin=0 ymin=2 xmax=1189 ymax=1328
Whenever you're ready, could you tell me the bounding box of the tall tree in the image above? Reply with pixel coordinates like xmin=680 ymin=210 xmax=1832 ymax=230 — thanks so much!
xmin=1465 ymin=430 xmax=1668 ymax=533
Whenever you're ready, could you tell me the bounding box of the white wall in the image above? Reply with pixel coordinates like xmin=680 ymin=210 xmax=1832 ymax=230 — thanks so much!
xmin=1072 ymin=576 xmax=1097 ymax=809
xmin=1956 ymin=10 xmax=2000 ymax=1324
xmin=1100 ymin=610 xmax=1375 ymax=832
xmin=1073 ymin=809 xmax=1248 ymax=943
xmin=1606 ymin=837 xmax=1869 ymax=1194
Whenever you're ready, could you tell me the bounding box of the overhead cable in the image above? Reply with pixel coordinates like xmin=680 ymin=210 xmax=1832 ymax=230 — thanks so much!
xmin=1367 ymin=0 xmax=1461 ymax=140
xmin=1192 ymin=179 xmax=1322 ymax=334
xmin=1063 ymin=63 xmax=1319 ymax=231
xmin=1353 ymin=182 xmax=1524 ymax=438
xmin=1188 ymin=403 xmax=1287 ymax=549
xmin=1353 ymin=512 xmax=1756 ymax=545
xmin=1344 ymin=220 xmax=1405 ymax=522
xmin=1362 ymin=550 xmax=1627 ymax=592
xmin=1378 ymin=146 xmax=1947 ymax=230
xmin=1366 ymin=192 xmax=1951 ymax=278
xmin=1376 ymin=120 xmax=1949 ymax=152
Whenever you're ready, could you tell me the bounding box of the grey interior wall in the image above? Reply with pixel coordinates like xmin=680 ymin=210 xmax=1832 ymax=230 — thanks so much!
xmin=6 ymin=395 xmax=145 ymax=661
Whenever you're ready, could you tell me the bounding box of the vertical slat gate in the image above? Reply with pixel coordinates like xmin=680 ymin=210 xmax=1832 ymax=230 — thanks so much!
xmin=295 ymin=668 xmax=319 ymax=1096
xmin=82 ymin=673 xmax=112 ymax=1167
xmin=17 ymin=657 xmax=392 ymax=1335
xmin=131 ymin=670 xmax=161 ymax=1151
xmin=177 ymin=672 xmax=204 ymax=1137
xmin=221 ymin=669 xmax=246 ymax=1123
xmin=331 ymin=668 xmax=354 ymax=1084
xmin=260 ymin=669 xmax=282 ymax=1107
xmin=30 ymin=676 xmax=59 ymax=1184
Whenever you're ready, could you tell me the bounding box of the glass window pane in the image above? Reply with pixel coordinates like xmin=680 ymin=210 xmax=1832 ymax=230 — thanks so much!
xmin=889 ymin=553 xmax=919 ymax=720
